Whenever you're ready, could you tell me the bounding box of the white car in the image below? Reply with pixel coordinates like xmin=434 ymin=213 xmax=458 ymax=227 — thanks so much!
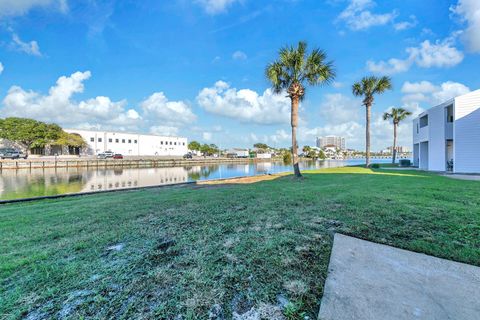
xmin=98 ymin=151 xmax=114 ymax=158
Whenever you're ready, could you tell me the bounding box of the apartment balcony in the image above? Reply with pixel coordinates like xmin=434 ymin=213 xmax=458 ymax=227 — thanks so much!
xmin=445 ymin=122 xmax=453 ymax=140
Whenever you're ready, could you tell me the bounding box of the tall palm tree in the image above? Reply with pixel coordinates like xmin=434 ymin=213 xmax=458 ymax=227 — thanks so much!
xmin=383 ymin=107 xmax=412 ymax=164
xmin=266 ymin=41 xmax=335 ymax=177
xmin=352 ymin=76 xmax=392 ymax=167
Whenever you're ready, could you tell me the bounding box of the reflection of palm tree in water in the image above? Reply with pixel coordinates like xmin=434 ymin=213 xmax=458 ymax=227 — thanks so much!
xmin=187 ymin=165 xmax=217 ymax=180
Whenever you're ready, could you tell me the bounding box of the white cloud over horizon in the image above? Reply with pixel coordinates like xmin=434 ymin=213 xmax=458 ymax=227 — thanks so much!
xmin=367 ymin=37 xmax=464 ymax=75
xmin=0 ymin=71 xmax=196 ymax=135
xmin=196 ymin=80 xmax=292 ymax=125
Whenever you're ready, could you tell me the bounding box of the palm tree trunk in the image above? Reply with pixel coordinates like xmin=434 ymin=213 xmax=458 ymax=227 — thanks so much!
xmin=365 ymin=104 xmax=371 ymax=167
xmin=291 ymin=96 xmax=302 ymax=177
xmin=392 ymin=122 xmax=397 ymax=164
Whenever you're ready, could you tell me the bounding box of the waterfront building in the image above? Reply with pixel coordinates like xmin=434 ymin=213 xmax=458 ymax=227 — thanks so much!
xmin=65 ymin=129 xmax=188 ymax=156
xmin=412 ymin=89 xmax=480 ymax=173
xmin=226 ymin=148 xmax=250 ymax=158
xmin=316 ymin=136 xmax=345 ymax=150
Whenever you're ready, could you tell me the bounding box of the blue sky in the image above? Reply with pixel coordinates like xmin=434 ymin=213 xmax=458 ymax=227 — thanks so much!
xmin=0 ymin=0 xmax=479 ymax=150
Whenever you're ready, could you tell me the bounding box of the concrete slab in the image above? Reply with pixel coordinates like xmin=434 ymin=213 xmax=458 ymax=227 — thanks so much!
xmin=442 ymin=174 xmax=480 ymax=181
xmin=318 ymin=234 xmax=480 ymax=320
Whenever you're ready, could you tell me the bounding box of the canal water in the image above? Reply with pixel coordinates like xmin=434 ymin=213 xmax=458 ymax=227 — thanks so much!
xmin=0 ymin=159 xmax=393 ymax=200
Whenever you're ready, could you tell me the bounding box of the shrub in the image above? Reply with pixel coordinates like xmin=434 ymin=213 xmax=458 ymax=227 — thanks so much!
xmin=283 ymin=152 xmax=292 ymax=164
xmin=399 ymin=159 xmax=411 ymax=167
xmin=371 ymin=163 xmax=380 ymax=169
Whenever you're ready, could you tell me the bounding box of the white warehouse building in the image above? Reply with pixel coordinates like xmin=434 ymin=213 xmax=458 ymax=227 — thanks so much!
xmin=412 ymin=89 xmax=480 ymax=173
xmin=65 ymin=129 xmax=188 ymax=156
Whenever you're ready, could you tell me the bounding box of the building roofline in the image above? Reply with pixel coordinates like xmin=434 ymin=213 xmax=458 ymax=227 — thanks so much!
xmin=64 ymin=128 xmax=187 ymax=140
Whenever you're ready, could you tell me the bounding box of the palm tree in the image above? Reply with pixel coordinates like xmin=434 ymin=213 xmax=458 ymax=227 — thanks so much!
xmin=352 ymin=76 xmax=392 ymax=167
xmin=383 ymin=107 xmax=412 ymax=164
xmin=266 ymin=41 xmax=335 ymax=177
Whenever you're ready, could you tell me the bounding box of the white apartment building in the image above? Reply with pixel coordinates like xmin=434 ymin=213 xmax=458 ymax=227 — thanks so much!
xmin=316 ymin=136 xmax=346 ymax=150
xmin=65 ymin=129 xmax=188 ymax=156
xmin=412 ymin=89 xmax=480 ymax=173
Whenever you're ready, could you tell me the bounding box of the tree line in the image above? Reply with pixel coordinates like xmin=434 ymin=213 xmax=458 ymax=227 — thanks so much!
xmin=0 ymin=117 xmax=86 ymax=154
xmin=187 ymin=141 xmax=220 ymax=156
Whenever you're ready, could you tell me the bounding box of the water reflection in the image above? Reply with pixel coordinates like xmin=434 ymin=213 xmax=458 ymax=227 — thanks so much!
xmin=0 ymin=159 xmax=393 ymax=200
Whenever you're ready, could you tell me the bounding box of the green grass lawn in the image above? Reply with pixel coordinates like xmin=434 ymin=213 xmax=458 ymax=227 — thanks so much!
xmin=1 ymin=167 xmax=479 ymax=319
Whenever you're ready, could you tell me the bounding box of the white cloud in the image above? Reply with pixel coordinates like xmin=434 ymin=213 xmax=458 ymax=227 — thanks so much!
xmin=451 ymin=0 xmax=480 ymax=53
xmin=367 ymin=57 xmax=411 ymax=75
xmin=196 ymin=81 xmax=292 ymax=125
xmin=269 ymin=129 xmax=290 ymax=144
xmin=407 ymin=39 xmax=464 ymax=68
xmin=149 ymin=125 xmax=179 ymax=136
xmin=140 ymin=92 xmax=196 ymax=126
xmin=394 ymin=15 xmax=417 ymax=31
xmin=1 ymin=71 xmax=198 ymax=134
xmin=10 ymin=33 xmax=42 ymax=56
xmin=319 ymin=94 xmax=361 ymax=124
xmin=0 ymin=62 xmax=3 ymax=74
xmin=337 ymin=0 xmax=397 ymax=31
xmin=195 ymin=0 xmax=239 ymax=15
xmin=367 ymin=38 xmax=464 ymax=75
xmin=202 ymin=132 xmax=212 ymax=141
xmin=401 ymin=80 xmax=470 ymax=106
xmin=1 ymin=71 xmax=140 ymax=131
xmin=332 ymin=81 xmax=344 ymax=88
xmin=0 ymin=0 xmax=67 ymax=17
xmin=232 ymin=50 xmax=247 ymax=60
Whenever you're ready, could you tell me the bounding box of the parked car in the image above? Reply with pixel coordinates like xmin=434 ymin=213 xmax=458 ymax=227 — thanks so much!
xmin=104 ymin=151 xmax=115 ymax=158
xmin=97 ymin=153 xmax=107 ymax=159
xmin=0 ymin=148 xmax=20 ymax=159
xmin=18 ymin=151 xmax=28 ymax=159
xmin=183 ymin=152 xmax=193 ymax=159
xmin=113 ymin=154 xmax=123 ymax=159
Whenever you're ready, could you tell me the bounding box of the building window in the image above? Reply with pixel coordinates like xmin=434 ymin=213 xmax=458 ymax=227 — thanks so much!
xmin=419 ymin=115 xmax=428 ymax=128
xmin=128 ymin=139 xmax=131 ymax=143
xmin=122 ymin=139 xmax=125 ymax=143
xmin=134 ymin=140 xmax=137 ymax=144
xmin=446 ymin=105 xmax=454 ymax=123
xmin=115 ymin=139 xmax=119 ymax=143
xmin=183 ymin=142 xmax=185 ymax=146
xmin=174 ymin=142 xmax=177 ymax=145
xmin=161 ymin=141 xmax=163 ymax=145
xmin=98 ymin=138 xmax=102 ymax=142
xmin=90 ymin=137 xmax=94 ymax=142
xmin=108 ymin=138 xmax=112 ymax=143
xmin=170 ymin=141 xmax=172 ymax=145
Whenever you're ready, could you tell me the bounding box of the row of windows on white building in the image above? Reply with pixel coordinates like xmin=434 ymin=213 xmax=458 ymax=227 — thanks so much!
xmin=89 ymin=136 xmax=186 ymax=146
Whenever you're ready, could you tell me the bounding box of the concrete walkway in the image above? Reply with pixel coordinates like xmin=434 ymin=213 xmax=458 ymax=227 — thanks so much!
xmin=442 ymin=174 xmax=480 ymax=181
xmin=318 ymin=234 xmax=480 ymax=320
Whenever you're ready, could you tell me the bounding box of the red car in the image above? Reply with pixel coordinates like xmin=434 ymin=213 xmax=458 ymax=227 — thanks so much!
xmin=113 ymin=154 xmax=123 ymax=159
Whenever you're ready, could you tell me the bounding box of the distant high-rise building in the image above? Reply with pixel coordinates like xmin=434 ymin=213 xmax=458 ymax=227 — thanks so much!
xmin=316 ymin=136 xmax=345 ymax=150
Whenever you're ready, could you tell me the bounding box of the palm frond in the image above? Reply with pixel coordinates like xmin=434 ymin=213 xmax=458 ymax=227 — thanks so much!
xmin=266 ymin=41 xmax=335 ymax=97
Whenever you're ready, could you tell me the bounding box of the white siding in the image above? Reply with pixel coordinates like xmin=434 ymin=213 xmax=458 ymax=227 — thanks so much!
xmin=65 ymin=129 xmax=188 ymax=156
xmin=428 ymin=105 xmax=446 ymax=171
xmin=454 ymin=90 xmax=480 ymax=173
